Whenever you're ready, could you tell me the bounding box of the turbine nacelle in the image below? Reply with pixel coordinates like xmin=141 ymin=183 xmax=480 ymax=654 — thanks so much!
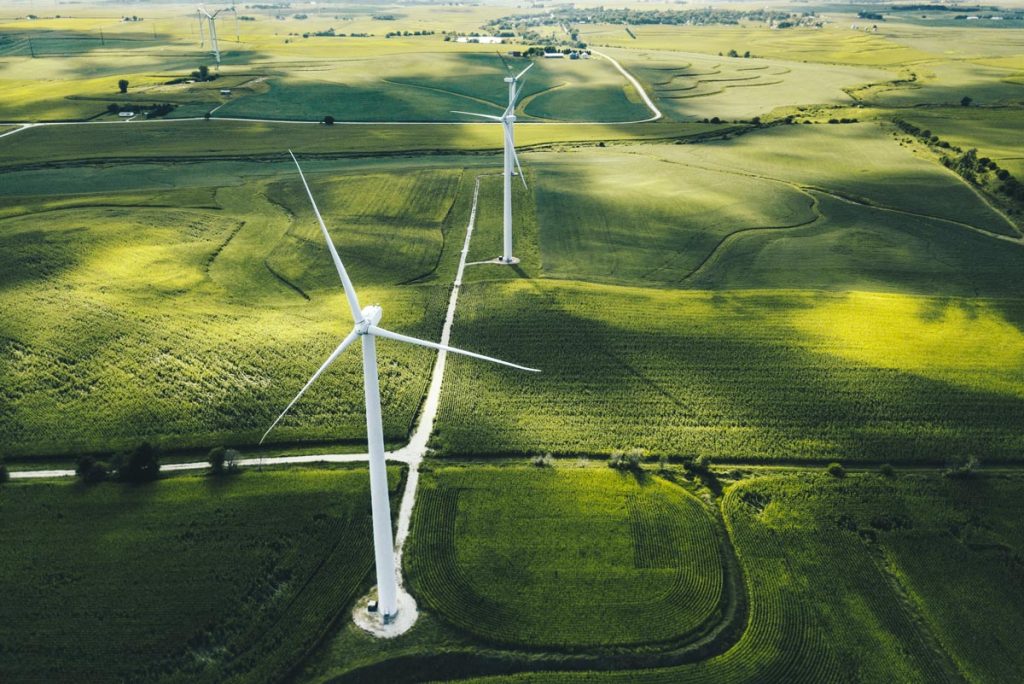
xmin=357 ymin=305 xmax=383 ymax=334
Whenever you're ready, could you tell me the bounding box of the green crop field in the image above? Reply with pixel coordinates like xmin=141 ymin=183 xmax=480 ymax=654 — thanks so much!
xmin=0 ymin=466 xmax=402 ymax=683
xmin=0 ymin=163 xmax=457 ymax=458
xmin=451 ymin=470 xmax=1024 ymax=683
xmin=898 ymin=106 xmax=1024 ymax=177
xmin=526 ymin=126 xmax=1022 ymax=291
xmin=407 ymin=467 xmax=725 ymax=648
xmin=434 ymin=283 xmax=1024 ymax=462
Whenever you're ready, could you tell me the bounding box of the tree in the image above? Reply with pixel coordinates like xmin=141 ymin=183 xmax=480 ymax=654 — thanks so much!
xmin=112 ymin=442 xmax=160 ymax=483
xmin=960 ymin=95 xmax=972 ymax=107
xmin=0 ymin=457 xmax=8 ymax=485
xmin=76 ymin=455 xmax=108 ymax=484
xmin=118 ymin=79 xmax=129 ymax=93
xmin=323 ymin=115 xmax=335 ymax=125
xmin=727 ymin=48 xmax=739 ymax=57
xmin=208 ymin=446 xmax=241 ymax=475
xmin=879 ymin=463 xmax=895 ymax=478
xmin=827 ymin=462 xmax=846 ymax=478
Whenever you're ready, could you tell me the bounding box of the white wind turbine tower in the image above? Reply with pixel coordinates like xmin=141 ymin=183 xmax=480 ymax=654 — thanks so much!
xmin=453 ymin=62 xmax=534 ymax=264
xmin=197 ymin=4 xmax=238 ymax=66
xmin=261 ymin=151 xmax=539 ymax=624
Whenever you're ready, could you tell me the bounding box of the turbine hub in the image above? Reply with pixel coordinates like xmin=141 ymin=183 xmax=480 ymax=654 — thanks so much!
xmin=504 ymin=77 xmax=515 ymax=83
xmin=356 ymin=305 xmax=382 ymax=334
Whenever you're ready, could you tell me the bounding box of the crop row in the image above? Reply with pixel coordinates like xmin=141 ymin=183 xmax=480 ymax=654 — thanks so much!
xmin=0 ymin=187 xmax=455 ymax=458
xmin=406 ymin=468 xmax=725 ymax=649
xmin=0 ymin=468 xmax=390 ymax=683
xmin=433 ymin=280 xmax=1024 ymax=462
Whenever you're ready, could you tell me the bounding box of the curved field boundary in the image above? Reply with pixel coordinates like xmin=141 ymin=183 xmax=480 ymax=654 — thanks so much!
xmin=381 ymin=78 xmax=506 ymax=113
xmin=407 ymin=477 xmax=726 ymax=651
xmin=334 ymin=477 xmax=750 ymax=683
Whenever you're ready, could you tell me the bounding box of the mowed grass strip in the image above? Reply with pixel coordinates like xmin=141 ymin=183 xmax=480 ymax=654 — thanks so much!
xmin=0 ymin=466 xmax=401 ymax=684
xmin=406 ymin=467 xmax=725 ymax=649
xmin=433 ymin=281 xmax=1024 ymax=463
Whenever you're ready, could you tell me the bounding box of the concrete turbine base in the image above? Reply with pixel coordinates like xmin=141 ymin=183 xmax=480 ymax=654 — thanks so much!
xmin=493 ymin=256 xmax=520 ymax=265
xmin=352 ymin=585 xmax=418 ymax=638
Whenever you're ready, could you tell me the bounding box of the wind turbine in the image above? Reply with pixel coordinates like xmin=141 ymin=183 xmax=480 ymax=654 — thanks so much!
xmin=453 ymin=62 xmax=534 ymax=264
xmin=197 ymin=4 xmax=238 ymax=65
xmin=261 ymin=151 xmax=539 ymax=624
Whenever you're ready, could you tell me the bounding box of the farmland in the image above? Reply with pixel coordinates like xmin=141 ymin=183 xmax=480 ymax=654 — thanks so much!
xmin=0 ymin=466 xmax=402 ymax=683
xmin=432 ymin=470 xmax=1024 ymax=683
xmin=434 ymin=283 xmax=1024 ymax=462
xmin=0 ymin=164 xmax=455 ymax=457
xmin=3 ymin=0 xmax=1024 ymax=681
xmin=406 ymin=467 xmax=726 ymax=649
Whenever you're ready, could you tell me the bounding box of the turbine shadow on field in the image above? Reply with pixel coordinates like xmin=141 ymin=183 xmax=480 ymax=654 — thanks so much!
xmin=437 ymin=282 xmax=1024 ymax=463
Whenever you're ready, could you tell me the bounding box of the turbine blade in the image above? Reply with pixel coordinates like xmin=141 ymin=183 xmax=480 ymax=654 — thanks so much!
xmin=514 ymin=62 xmax=534 ymax=81
xmin=288 ymin=150 xmax=363 ymax=324
xmin=452 ymin=110 xmax=503 ymax=122
xmin=504 ymin=124 xmax=528 ymax=190
xmin=260 ymin=330 xmax=359 ymax=444
xmin=369 ymin=326 xmax=539 ymax=373
xmin=504 ymin=82 xmax=525 ymax=117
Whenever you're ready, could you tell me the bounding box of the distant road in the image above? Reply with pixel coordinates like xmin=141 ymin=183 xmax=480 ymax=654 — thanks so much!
xmin=592 ymin=49 xmax=663 ymax=122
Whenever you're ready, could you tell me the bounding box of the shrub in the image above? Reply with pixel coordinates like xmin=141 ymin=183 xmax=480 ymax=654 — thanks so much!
xmin=206 ymin=448 xmax=242 ymax=475
xmin=530 ymin=453 xmax=554 ymax=467
xmin=112 ymin=442 xmax=160 ymax=483
xmin=118 ymin=79 xmax=129 ymax=93
xmin=609 ymin=448 xmax=643 ymax=471
xmin=879 ymin=463 xmax=895 ymax=478
xmin=0 ymin=462 xmax=9 ymax=484
xmin=323 ymin=115 xmax=335 ymax=125
xmin=944 ymin=454 xmax=979 ymax=479
xmin=685 ymin=454 xmax=713 ymax=475
xmin=76 ymin=455 xmax=108 ymax=484
xmin=827 ymin=462 xmax=846 ymax=478
xmin=960 ymin=95 xmax=972 ymax=107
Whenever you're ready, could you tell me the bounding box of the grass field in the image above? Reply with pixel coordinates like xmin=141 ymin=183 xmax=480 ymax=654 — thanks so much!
xmin=897 ymin=106 xmax=1024 ymax=177
xmin=434 ymin=282 xmax=1024 ymax=462
xmin=406 ymin=467 xmax=725 ymax=649
xmin=579 ymin=23 xmax=934 ymax=67
xmin=0 ymin=466 xmax=402 ymax=683
xmin=605 ymin=48 xmax=892 ymax=122
xmin=213 ymin=53 xmax=650 ymax=123
xmin=524 ymin=125 xmax=1022 ymax=292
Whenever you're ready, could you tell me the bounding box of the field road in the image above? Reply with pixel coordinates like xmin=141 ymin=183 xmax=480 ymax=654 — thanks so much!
xmin=592 ymin=50 xmax=662 ymax=122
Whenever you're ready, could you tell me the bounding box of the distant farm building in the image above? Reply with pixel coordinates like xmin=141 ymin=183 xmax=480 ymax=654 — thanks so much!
xmin=456 ymin=35 xmax=504 ymax=44
xmin=219 ymin=88 xmax=232 ymax=96
xmin=543 ymin=51 xmax=564 ymax=58
xmin=118 ymin=111 xmax=135 ymax=118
